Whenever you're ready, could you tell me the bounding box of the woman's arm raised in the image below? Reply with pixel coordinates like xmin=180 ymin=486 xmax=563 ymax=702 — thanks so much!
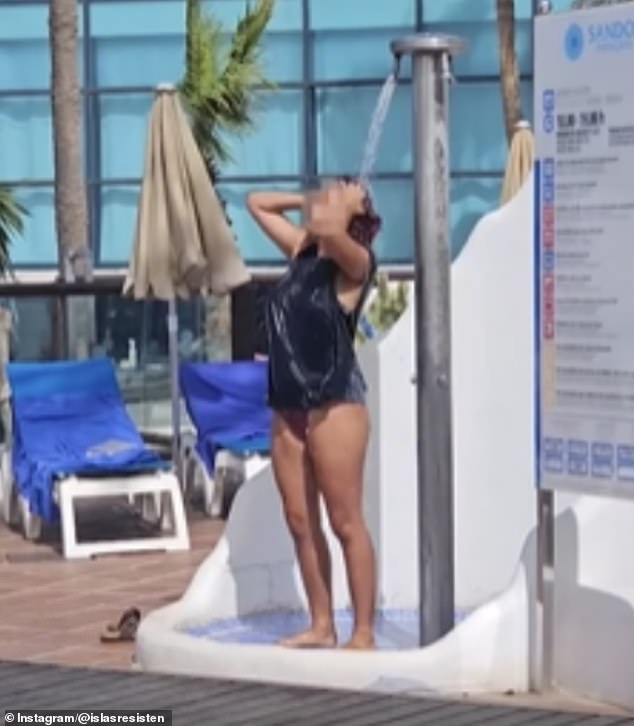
xmin=246 ymin=190 xmax=307 ymax=258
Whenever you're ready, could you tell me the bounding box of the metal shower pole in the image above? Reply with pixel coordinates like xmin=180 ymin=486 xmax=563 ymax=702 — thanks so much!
xmin=390 ymin=34 xmax=466 ymax=647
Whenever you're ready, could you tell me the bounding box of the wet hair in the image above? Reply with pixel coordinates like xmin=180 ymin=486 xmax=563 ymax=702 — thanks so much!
xmin=339 ymin=176 xmax=382 ymax=247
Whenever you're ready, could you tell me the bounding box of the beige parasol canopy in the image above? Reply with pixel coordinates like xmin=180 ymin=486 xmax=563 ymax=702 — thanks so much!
xmin=499 ymin=120 xmax=535 ymax=206
xmin=124 ymin=84 xmax=250 ymax=300
xmin=123 ymin=85 xmax=252 ymax=474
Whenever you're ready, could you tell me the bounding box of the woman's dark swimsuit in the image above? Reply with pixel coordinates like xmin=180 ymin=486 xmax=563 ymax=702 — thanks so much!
xmin=265 ymin=242 xmax=375 ymax=434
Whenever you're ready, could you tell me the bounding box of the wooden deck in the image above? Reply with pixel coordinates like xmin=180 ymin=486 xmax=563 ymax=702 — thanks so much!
xmin=1 ymin=660 xmax=633 ymax=725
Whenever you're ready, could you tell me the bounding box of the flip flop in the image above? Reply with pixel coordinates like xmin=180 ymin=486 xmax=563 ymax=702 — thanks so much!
xmin=100 ymin=607 xmax=141 ymax=643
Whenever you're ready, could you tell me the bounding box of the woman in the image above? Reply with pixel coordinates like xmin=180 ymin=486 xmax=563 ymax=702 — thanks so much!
xmin=246 ymin=179 xmax=381 ymax=650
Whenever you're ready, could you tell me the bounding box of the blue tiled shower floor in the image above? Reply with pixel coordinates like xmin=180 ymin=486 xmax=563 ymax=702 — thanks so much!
xmin=183 ymin=608 xmax=468 ymax=650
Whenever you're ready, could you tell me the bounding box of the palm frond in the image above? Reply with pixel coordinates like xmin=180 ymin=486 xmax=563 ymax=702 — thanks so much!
xmin=223 ymin=0 xmax=275 ymax=87
xmin=0 ymin=185 xmax=26 ymax=274
xmin=179 ymin=0 xmax=276 ymax=177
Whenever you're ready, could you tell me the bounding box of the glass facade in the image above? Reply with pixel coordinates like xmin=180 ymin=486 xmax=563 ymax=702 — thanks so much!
xmin=0 ymin=0 xmax=577 ymax=272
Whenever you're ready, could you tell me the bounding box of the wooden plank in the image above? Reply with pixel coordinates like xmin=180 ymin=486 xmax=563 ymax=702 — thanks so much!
xmin=299 ymin=695 xmax=465 ymax=726
xmin=12 ymin=671 xmax=166 ymax=709
xmin=37 ymin=673 xmax=246 ymax=711
xmin=2 ymin=668 xmax=124 ymax=706
xmin=329 ymin=701 xmax=471 ymax=726
xmin=482 ymin=712 xmax=619 ymax=726
xmin=427 ymin=705 xmax=557 ymax=726
xmin=223 ymin=689 xmax=373 ymax=726
xmin=176 ymin=686 xmax=334 ymax=724
xmin=408 ymin=705 xmax=534 ymax=726
xmin=230 ymin=690 xmax=389 ymax=726
xmin=0 ymin=661 xmax=103 ymax=695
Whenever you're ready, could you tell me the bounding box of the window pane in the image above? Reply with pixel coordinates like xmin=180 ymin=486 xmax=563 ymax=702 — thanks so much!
xmin=99 ymin=93 xmax=154 ymax=181
xmin=421 ymin=0 xmax=533 ymax=75
xmin=0 ymin=98 xmax=54 ymax=182
xmin=202 ymin=0 xmax=303 ymax=83
xmin=92 ymin=0 xmax=302 ymax=88
xmin=10 ymin=186 xmax=57 ymax=266
xmin=362 ymin=178 xmax=413 ymax=264
xmin=91 ymin=1 xmax=184 ymax=87
xmin=311 ymin=0 xmax=414 ymax=80
xmin=450 ymin=80 xmax=533 ymax=172
xmin=98 ymin=184 xmax=139 ymax=265
xmin=0 ymin=4 xmax=84 ymax=91
xmin=549 ymin=0 xmax=579 ymax=11
xmin=450 ymin=176 xmax=502 ymax=258
xmin=217 ymin=181 xmax=302 ymax=265
xmin=9 ymin=298 xmax=54 ymax=361
xmin=222 ymin=90 xmax=304 ymax=177
xmin=422 ymin=0 xmax=533 ymax=22
xmin=98 ymin=89 xmax=304 ymax=182
xmin=316 ymin=84 xmax=412 ymax=176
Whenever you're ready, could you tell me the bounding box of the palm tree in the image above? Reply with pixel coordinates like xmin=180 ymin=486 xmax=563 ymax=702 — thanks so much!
xmin=179 ymin=0 xmax=275 ymax=185
xmin=496 ymin=0 xmax=522 ymax=146
xmin=0 ymin=186 xmax=26 ymax=275
xmin=49 ymin=0 xmax=89 ymax=281
xmin=49 ymin=0 xmax=93 ymax=358
xmin=178 ymin=0 xmax=275 ymax=358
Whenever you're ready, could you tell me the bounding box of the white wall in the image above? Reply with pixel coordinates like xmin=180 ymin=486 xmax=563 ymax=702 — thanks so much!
xmin=451 ymin=177 xmax=537 ymax=607
xmin=356 ymin=176 xmax=540 ymax=610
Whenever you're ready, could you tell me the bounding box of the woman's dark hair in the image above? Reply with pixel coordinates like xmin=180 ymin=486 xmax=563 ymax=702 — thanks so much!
xmin=339 ymin=176 xmax=382 ymax=247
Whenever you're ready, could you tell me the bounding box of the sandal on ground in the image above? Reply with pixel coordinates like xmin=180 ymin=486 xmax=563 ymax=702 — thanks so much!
xmin=100 ymin=607 xmax=141 ymax=643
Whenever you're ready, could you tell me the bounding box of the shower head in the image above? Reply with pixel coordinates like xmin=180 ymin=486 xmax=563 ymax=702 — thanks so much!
xmin=390 ymin=33 xmax=466 ymax=59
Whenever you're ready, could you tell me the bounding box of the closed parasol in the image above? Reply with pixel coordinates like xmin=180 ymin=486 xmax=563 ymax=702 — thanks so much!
xmin=500 ymin=119 xmax=535 ymax=206
xmin=124 ymin=84 xmax=250 ymax=475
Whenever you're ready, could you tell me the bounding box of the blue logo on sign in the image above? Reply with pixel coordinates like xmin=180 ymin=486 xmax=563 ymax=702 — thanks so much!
xmin=543 ymin=115 xmax=554 ymax=134
xmin=565 ymin=23 xmax=584 ymax=61
xmin=542 ymin=178 xmax=554 ymax=203
xmin=591 ymin=442 xmax=614 ymax=479
xmin=616 ymin=445 xmax=634 ymax=480
xmin=567 ymin=440 xmax=589 ymax=476
xmin=542 ymin=89 xmax=555 ymax=113
xmin=544 ymin=437 xmax=564 ymax=474
xmin=543 ymin=158 xmax=555 ymax=178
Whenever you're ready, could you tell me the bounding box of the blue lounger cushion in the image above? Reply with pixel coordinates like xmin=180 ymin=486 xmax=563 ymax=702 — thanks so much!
xmin=7 ymin=358 xmax=167 ymax=523
xmin=179 ymin=361 xmax=271 ymax=475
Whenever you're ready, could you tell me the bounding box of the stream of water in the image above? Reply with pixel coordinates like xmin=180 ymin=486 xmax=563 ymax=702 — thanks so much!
xmin=358 ymin=70 xmax=399 ymax=190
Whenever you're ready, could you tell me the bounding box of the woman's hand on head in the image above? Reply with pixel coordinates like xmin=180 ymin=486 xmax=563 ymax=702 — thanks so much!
xmin=304 ymin=184 xmax=351 ymax=240
xmin=305 ymin=183 xmax=371 ymax=284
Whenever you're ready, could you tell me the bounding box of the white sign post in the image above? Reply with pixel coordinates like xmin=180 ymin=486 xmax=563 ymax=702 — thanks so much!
xmin=534 ymin=2 xmax=634 ymax=690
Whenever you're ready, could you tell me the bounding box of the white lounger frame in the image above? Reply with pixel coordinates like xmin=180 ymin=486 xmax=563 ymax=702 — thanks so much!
xmin=0 ymin=446 xmax=190 ymax=559
xmin=180 ymin=432 xmax=269 ymax=519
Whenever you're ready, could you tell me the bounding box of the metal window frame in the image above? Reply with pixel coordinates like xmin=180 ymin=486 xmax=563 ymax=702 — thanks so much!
xmin=0 ymin=0 xmax=541 ymax=270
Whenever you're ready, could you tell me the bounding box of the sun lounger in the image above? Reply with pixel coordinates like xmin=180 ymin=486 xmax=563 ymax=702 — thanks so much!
xmin=0 ymin=358 xmax=189 ymax=558
xmin=179 ymin=360 xmax=271 ymax=517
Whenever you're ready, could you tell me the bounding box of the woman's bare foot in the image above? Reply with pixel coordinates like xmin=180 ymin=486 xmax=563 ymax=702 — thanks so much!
xmin=278 ymin=627 xmax=336 ymax=649
xmin=341 ymin=629 xmax=375 ymax=650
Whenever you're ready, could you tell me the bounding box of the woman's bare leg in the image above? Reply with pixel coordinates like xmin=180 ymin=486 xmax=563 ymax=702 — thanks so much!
xmin=271 ymin=411 xmax=336 ymax=647
xmin=308 ymin=403 xmax=376 ymax=649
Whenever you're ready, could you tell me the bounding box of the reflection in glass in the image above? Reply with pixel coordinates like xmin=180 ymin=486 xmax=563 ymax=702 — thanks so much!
xmin=10 ymin=187 xmax=58 ymax=266
xmin=0 ymin=97 xmax=54 ymax=182
xmin=3 ymin=290 xmax=232 ymax=432
xmin=316 ymin=85 xmax=412 ymax=176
